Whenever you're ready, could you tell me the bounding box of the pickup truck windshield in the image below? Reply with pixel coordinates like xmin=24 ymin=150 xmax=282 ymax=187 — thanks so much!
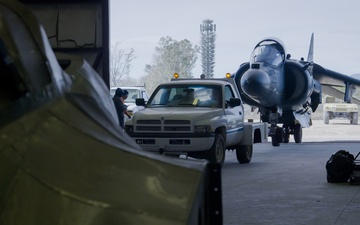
xmin=148 ymin=85 xmax=222 ymax=108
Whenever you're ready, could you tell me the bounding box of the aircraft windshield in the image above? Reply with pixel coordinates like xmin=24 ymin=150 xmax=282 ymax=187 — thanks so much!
xmin=148 ymin=85 xmax=222 ymax=108
xmin=250 ymin=44 xmax=284 ymax=67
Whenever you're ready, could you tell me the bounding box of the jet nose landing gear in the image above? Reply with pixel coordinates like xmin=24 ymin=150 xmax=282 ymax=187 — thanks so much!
xmin=269 ymin=126 xmax=284 ymax=146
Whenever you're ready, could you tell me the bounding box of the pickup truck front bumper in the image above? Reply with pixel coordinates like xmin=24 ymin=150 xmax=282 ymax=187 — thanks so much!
xmin=127 ymin=133 xmax=215 ymax=153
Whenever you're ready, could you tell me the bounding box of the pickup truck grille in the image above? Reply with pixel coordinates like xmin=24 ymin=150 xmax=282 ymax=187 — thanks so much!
xmin=334 ymin=106 xmax=348 ymax=112
xmin=136 ymin=120 xmax=191 ymax=132
xmin=137 ymin=120 xmax=161 ymax=124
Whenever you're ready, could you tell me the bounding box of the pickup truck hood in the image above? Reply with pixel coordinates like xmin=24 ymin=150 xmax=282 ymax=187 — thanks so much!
xmin=134 ymin=107 xmax=223 ymax=121
xmin=125 ymin=103 xmax=137 ymax=111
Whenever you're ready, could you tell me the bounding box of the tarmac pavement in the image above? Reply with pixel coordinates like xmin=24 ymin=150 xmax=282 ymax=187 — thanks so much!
xmin=221 ymin=119 xmax=360 ymax=225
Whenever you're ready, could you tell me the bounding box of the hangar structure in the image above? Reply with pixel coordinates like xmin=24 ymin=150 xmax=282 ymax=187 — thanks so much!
xmin=20 ymin=0 xmax=110 ymax=88
xmin=0 ymin=0 xmax=222 ymax=224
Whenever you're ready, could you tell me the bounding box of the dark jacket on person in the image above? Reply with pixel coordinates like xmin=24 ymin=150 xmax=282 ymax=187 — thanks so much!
xmin=112 ymin=88 xmax=126 ymax=128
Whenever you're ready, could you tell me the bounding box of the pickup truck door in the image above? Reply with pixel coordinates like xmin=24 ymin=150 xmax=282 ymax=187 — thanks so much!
xmin=224 ymin=85 xmax=244 ymax=145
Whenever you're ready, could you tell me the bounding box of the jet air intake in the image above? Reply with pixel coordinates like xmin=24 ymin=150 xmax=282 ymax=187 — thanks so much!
xmin=282 ymin=60 xmax=313 ymax=109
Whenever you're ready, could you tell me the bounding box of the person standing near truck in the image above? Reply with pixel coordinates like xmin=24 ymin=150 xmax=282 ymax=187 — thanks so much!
xmin=121 ymin=89 xmax=132 ymax=119
xmin=113 ymin=88 xmax=126 ymax=128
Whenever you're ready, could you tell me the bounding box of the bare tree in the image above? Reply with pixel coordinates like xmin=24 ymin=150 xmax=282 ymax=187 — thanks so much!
xmin=141 ymin=36 xmax=199 ymax=93
xmin=110 ymin=42 xmax=136 ymax=87
xmin=200 ymin=19 xmax=216 ymax=78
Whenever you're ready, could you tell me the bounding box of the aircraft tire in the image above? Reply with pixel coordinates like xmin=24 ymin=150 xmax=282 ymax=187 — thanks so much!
xmin=271 ymin=127 xmax=283 ymax=146
xmin=282 ymin=125 xmax=290 ymax=143
xmin=271 ymin=136 xmax=280 ymax=146
xmin=283 ymin=133 xmax=289 ymax=143
xmin=294 ymin=123 xmax=302 ymax=143
xmin=276 ymin=127 xmax=283 ymax=143
xmin=236 ymin=145 xmax=253 ymax=164
xmin=207 ymin=133 xmax=225 ymax=165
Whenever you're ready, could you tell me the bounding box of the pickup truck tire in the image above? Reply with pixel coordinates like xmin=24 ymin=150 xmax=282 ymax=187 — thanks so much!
xmin=236 ymin=145 xmax=253 ymax=164
xmin=323 ymin=111 xmax=330 ymax=124
xmin=351 ymin=112 xmax=358 ymax=125
xmin=207 ymin=133 xmax=225 ymax=165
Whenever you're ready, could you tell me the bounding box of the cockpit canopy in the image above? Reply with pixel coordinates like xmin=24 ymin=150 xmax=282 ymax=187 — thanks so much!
xmin=250 ymin=40 xmax=285 ymax=67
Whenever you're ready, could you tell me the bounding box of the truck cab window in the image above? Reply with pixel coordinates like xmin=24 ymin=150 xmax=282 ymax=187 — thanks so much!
xmin=225 ymin=85 xmax=235 ymax=101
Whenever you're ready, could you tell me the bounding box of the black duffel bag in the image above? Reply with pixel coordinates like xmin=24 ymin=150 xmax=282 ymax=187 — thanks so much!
xmin=326 ymin=150 xmax=356 ymax=183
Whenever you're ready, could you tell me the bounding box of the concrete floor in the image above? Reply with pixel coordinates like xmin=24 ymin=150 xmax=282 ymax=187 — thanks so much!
xmin=221 ymin=120 xmax=360 ymax=225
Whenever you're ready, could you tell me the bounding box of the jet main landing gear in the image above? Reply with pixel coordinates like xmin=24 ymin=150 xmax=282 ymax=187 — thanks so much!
xmin=269 ymin=123 xmax=303 ymax=146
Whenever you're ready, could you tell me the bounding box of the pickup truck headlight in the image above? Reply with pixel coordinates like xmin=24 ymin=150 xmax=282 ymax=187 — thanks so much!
xmin=324 ymin=106 xmax=335 ymax=111
xmin=194 ymin=125 xmax=212 ymax=133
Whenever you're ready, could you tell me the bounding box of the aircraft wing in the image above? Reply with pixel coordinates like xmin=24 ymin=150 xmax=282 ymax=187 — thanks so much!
xmin=312 ymin=63 xmax=360 ymax=103
xmin=313 ymin=63 xmax=360 ymax=87
xmin=322 ymin=85 xmax=360 ymax=105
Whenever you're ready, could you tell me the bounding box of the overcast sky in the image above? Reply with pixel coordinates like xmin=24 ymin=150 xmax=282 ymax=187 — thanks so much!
xmin=110 ymin=0 xmax=360 ymax=78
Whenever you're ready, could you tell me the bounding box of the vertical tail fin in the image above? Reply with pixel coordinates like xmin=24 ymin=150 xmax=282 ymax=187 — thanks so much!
xmin=307 ymin=33 xmax=314 ymax=63
xmin=306 ymin=33 xmax=314 ymax=74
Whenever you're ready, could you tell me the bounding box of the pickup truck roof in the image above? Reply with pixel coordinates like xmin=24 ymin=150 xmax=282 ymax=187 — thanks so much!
xmin=167 ymin=77 xmax=238 ymax=86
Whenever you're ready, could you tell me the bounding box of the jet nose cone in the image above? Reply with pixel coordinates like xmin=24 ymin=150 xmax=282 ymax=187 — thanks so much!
xmin=240 ymin=69 xmax=271 ymax=98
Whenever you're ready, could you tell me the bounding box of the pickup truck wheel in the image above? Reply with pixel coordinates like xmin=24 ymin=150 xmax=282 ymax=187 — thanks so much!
xmin=351 ymin=112 xmax=358 ymax=125
xmin=236 ymin=145 xmax=253 ymax=164
xmin=207 ymin=133 xmax=225 ymax=165
xmin=323 ymin=111 xmax=330 ymax=124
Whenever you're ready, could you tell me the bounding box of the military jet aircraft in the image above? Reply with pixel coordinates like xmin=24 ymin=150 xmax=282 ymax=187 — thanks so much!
xmin=0 ymin=0 xmax=221 ymax=224
xmin=233 ymin=33 xmax=360 ymax=146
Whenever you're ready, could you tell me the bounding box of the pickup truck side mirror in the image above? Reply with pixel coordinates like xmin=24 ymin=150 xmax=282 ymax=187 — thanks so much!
xmin=228 ymin=98 xmax=241 ymax=107
xmin=135 ymin=98 xmax=145 ymax=106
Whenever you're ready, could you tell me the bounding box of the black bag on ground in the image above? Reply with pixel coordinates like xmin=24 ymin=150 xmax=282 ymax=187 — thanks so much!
xmin=326 ymin=150 xmax=356 ymax=183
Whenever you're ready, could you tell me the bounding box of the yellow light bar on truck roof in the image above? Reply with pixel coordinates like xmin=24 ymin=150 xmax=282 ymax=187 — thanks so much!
xmin=226 ymin=73 xmax=231 ymax=78
xmin=174 ymin=73 xmax=179 ymax=79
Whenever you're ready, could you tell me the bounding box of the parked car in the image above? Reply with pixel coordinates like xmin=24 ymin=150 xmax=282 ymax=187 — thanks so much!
xmin=110 ymin=86 xmax=149 ymax=121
